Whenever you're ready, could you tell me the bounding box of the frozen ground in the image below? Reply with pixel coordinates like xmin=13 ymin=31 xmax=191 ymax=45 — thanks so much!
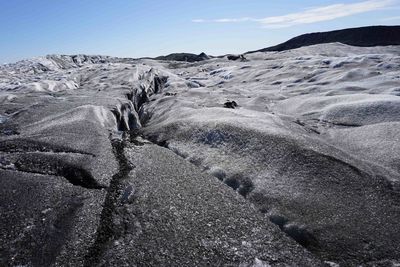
xmin=1 ymin=43 xmax=400 ymax=266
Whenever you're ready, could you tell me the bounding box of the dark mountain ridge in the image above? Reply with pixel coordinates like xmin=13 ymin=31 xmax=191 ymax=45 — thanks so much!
xmin=154 ymin=52 xmax=210 ymax=62
xmin=248 ymin=25 xmax=400 ymax=53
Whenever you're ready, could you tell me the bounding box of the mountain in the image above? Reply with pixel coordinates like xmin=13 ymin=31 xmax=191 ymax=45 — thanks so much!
xmin=249 ymin=25 xmax=400 ymax=53
xmin=154 ymin=52 xmax=210 ymax=62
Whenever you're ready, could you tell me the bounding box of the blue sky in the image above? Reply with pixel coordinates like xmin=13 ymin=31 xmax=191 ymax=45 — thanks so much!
xmin=1 ymin=0 xmax=399 ymax=63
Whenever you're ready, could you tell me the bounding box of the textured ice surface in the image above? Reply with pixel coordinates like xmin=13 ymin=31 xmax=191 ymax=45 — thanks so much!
xmin=141 ymin=43 xmax=400 ymax=265
xmin=1 ymin=43 xmax=400 ymax=266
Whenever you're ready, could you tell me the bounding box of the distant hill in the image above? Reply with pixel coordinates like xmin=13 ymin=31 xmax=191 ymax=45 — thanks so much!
xmin=154 ymin=52 xmax=210 ymax=62
xmin=248 ymin=25 xmax=400 ymax=53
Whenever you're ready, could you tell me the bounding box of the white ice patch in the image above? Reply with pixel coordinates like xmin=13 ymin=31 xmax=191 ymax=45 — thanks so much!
xmin=210 ymin=66 xmax=237 ymax=80
xmin=26 ymin=105 xmax=117 ymax=133
xmin=0 ymin=114 xmax=8 ymax=124
xmin=250 ymin=258 xmax=271 ymax=267
xmin=27 ymin=80 xmax=79 ymax=92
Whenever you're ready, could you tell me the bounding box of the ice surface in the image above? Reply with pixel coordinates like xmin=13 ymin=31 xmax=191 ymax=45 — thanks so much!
xmin=1 ymin=43 xmax=400 ymax=265
xmin=140 ymin=43 xmax=400 ymax=265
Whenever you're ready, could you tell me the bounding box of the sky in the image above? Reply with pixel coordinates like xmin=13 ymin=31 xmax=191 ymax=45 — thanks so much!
xmin=1 ymin=0 xmax=400 ymax=63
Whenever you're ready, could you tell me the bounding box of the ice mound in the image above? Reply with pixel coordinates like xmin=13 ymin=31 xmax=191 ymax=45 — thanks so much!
xmin=327 ymin=122 xmax=400 ymax=175
xmin=26 ymin=105 xmax=117 ymax=133
xmin=321 ymin=99 xmax=400 ymax=126
xmin=0 ymin=55 xmax=113 ymax=74
xmin=25 ymin=79 xmax=79 ymax=92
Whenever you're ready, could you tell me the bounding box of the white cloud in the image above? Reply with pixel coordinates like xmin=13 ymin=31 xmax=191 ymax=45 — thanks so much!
xmin=192 ymin=19 xmax=206 ymax=23
xmin=258 ymin=0 xmax=395 ymax=28
xmin=214 ymin=17 xmax=256 ymax=23
xmin=193 ymin=0 xmax=397 ymax=28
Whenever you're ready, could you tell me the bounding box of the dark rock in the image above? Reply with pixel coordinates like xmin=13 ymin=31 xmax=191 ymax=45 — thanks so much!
xmin=155 ymin=52 xmax=210 ymax=62
xmin=227 ymin=54 xmax=246 ymax=61
xmin=224 ymin=100 xmax=238 ymax=109
xmin=164 ymin=92 xmax=177 ymax=96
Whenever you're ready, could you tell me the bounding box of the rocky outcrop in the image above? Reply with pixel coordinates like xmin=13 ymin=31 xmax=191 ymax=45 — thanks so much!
xmin=155 ymin=52 xmax=210 ymax=62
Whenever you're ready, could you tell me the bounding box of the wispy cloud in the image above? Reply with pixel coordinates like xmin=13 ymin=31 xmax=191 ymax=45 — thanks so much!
xmin=192 ymin=0 xmax=397 ymax=28
xmin=214 ymin=17 xmax=256 ymax=23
